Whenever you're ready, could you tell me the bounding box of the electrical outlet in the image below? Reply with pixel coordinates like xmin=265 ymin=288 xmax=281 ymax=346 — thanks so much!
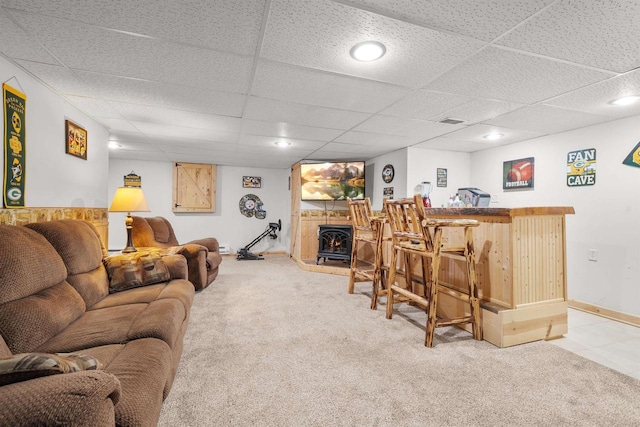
xmin=490 ymin=195 xmax=499 ymax=204
xmin=588 ymin=249 xmax=598 ymax=262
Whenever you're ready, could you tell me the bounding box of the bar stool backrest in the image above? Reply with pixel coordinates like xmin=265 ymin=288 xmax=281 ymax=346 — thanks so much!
xmin=348 ymin=197 xmax=374 ymax=234
xmin=383 ymin=196 xmax=434 ymax=251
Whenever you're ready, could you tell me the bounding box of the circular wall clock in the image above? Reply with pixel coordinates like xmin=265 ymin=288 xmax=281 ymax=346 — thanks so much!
xmin=382 ymin=164 xmax=394 ymax=183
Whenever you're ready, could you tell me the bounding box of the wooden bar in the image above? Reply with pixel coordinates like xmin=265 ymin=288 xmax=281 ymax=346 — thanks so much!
xmin=421 ymin=206 xmax=574 ymax=347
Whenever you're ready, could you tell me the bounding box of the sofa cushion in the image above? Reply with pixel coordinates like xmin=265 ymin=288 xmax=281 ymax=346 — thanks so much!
xmin=104 ymin=252 xmax=171 ymax=293
xmin=0 ymin=225 xmax=68 ymax=304
xmin=0 ymin=352 xmax=102 ymax=387
xmin=0 ymin=282 xmax=87 ymax=354
xmin=26 ymin=220 xmax=110 ymax=307
xmin=89 ymin=279 xmax=194 ymax=314
xmin=25 ymin=220 xmax=105 ymax=275
xmin=35 ymin=299 xmax=187 ymax=354
xmin=81 ymin=339 xmax=174 ymax=427
xmin=147 ymin=217 xmax=172 ymax=243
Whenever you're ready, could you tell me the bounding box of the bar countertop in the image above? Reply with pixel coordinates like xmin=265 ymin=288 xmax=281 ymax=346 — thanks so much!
xmin=422 ymin=206 xmax=575 ymax=217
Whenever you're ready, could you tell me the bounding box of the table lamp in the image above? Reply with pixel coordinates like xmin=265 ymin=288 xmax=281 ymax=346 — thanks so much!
xmin=108 ymin=186 xmax=150 ymax=253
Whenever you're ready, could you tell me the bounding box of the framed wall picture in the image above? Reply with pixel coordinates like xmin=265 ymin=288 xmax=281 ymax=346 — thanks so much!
xmin=437 ymin=168 xmax=447 ymax=187
xmin=383 ymin=186 xmax=394 ymax=199
xmin=243 ymin=176 xmax=262 ymax=188
xmin=65 ymin=120 xmax=87 ymax=160
xmin=503 ymin=157 xmax=534 ymax=190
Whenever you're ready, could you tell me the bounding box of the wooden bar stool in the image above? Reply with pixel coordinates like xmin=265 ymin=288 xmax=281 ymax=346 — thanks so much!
xmin=384 ymin=195 xmax=482 ymax=347
xmin=347 ymin=198 xmax=387 ymax=310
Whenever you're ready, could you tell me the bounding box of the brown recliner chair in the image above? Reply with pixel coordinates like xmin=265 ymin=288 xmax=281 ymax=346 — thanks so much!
xmin=131 ymin=216 xmax=222 ymax=290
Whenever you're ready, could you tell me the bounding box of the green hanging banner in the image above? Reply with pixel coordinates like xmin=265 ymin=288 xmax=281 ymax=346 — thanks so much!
xmin=3 ymin=83 xmax=26 ymax=208
xmin=622 ymin=141 xmax=640 ymax=168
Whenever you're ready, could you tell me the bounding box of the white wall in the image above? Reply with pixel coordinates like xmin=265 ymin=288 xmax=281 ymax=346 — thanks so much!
xmin=366 ymin=148 xmax=408 ymax=211
xmin=0 ymin=56 xmax=109 ymax=207
xmin=407 ymin=147 xmax=471 ymax=208
xmin=108 ymin=159 xmax=291 ymax=254
xmin=470 ymin=115 xmax=640 ymax=317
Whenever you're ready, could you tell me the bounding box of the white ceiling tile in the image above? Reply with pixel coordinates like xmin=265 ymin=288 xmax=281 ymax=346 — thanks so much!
xmin=485 ymin=105 xmax=611 ymax=134
xmin=66 ymin=96 xmax=123 ymax=119
xmin=319 ymin=142 xmax=390 ymax=155
xmin=109 ymin=150 xmax=171 ymax=162
xmin=261 ymin=0 xmax=485 ymax=88
xmin=240 ymin=120 xmax=344 ymax=141
xmin=107 ymin=102 xmax=242 ymax=133
xmin=496 ymin=0 xmax=640 ymax=73
xmin=334 ymin=131 xmax=420 ymax=147
xmin=413 ymin=137 xmax=493 ymax=152
xmin=345 ymin=0 xmax=555 ymax=42
xmin=11 ymin=12 xmax=254 ymax=93
xmin=424 ymin=46 xmax=615 ymax=104
xmin=244 ymin=97 xmax=371 ymax=130
xmin=74 ymin=71 xmax=246 ymax=116
xmin=380 ymin=90 xmax=470 ymax=120
xmin=98 ymin=118 xmax=140 ymax=133
xmin=238 ymin=135 xmax=326 ymax=150
xmin=442 ymin=123 xmax=545 ymax=144
xmin=305 ymin=150 xmax=373 ymax=161
xmin=109 ymin=141 xmax=159 ymax=152
xmin=154 ymin=139 xmax=238 ymax=153
xmin=353 ymin=115 xmax=462 ymax=139
xmin=15 ymin=60 xmax=97 ymax=97
xmin=0 ymin=9 xmax=57 ymax=64
xmin=251 ymin=60 xmax=409 ymax=113
xmin=544 ymin=69 xmax=640 ymax=118
xmin=2 ymin=0 xmax=266 ymax=55
xmin=130 ymin=121 xmax=239 ymax=144
xmin=428 ymin=98 xmax=525 ymax=124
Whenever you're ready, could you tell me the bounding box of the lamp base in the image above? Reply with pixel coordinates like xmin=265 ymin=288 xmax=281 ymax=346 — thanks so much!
xmin=123 ymin=213 xmax=137 ymax=253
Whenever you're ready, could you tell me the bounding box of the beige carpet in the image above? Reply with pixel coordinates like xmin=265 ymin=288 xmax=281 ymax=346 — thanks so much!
xmin=159 ymin=255 xmax=640 ymax=426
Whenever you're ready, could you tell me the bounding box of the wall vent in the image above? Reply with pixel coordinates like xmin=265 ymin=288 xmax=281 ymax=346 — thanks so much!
xmin=439 ymin=118 xmax=465 ymax=125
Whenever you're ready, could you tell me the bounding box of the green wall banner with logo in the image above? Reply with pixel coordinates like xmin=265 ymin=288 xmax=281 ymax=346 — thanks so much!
xmin=3 ymin=83 xmax=26 ymax=208
xmin=622 ymin=141 xmax=640 ymax=168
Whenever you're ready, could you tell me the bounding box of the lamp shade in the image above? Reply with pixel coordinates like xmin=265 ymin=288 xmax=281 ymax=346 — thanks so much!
xmin=109 ymin=187 xmax=150 ymax=212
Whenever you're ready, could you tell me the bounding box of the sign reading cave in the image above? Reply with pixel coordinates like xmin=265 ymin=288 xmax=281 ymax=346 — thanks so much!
xmin=567 ymin=148 xmax=596 ymax=187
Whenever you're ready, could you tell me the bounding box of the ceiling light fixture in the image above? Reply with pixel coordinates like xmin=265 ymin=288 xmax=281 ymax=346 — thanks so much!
xmin=108 ymin=141 xmax=121 ymax=149
xmin=609 ymin=95 xmax=640 ymax=106
xmin=483 ymin=132 xmax=504 ymax=141
xmin=275 ymin=140 xmax=291 ymax=147
xmin=350 ymin=41 xmax=386 ymax=62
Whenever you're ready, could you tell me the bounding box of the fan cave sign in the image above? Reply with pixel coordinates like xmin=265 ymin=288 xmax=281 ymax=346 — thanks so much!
xmin=567 ymin=148 xmax=596 ymax=187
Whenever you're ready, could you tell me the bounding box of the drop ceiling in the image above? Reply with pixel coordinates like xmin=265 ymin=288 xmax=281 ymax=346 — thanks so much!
xmin=1 ymin=0 xmax=639 ymax=169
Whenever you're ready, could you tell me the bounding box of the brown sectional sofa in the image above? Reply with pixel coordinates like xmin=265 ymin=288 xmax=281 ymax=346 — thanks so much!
xmin=131 ymin=216 xmax=222 ymax=290
xmin=0 ymin=220 xmax=195 ymax=426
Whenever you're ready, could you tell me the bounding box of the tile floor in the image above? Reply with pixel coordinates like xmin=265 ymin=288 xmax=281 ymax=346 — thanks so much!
xmin=549 ymin=308 xmax=640 ymax=380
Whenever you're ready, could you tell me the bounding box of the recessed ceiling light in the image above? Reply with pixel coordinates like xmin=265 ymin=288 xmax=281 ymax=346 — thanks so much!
xmin=108 ymin=141 xmax=121 ymax=149
xmin=609 ymin=95 xmax=640 ymax=106
xmin=350 ymin=41 xmax=386 ymax=62
xmin=483 ymin=132 xmax=504 ymax=141
xmin=275 ymin=140 xmax=291 ymax=147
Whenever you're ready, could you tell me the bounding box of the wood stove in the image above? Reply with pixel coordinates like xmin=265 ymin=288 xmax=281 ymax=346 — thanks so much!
xmin=317 ymin=224 xmax=353 ymax=264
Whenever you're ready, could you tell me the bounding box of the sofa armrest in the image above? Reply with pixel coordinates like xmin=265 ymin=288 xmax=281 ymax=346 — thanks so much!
xmin=175 ymin=244 xmax=208 ymax=291
xmin=162 ymin=253 xmax=188 ymax=280
xmin=0 ymin=370 xmax=121 ymax=426
xmin=187 ymin=237 xmax=220 ymax=253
